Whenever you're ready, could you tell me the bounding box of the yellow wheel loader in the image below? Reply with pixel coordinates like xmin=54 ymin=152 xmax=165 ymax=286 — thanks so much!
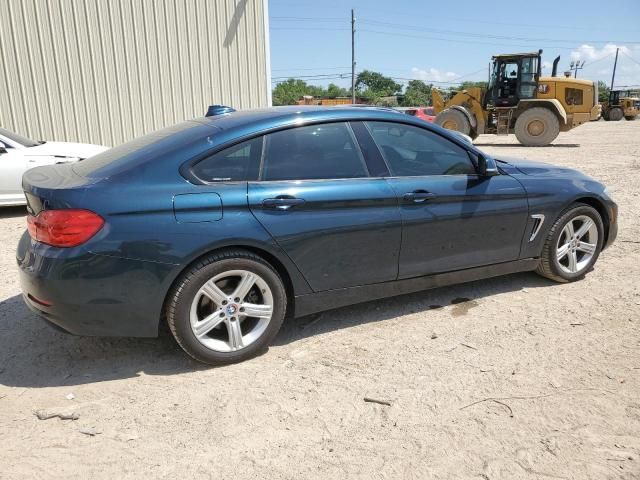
xmin=602 ymin=90 xmax=640 ymax=121
xmin=432 ymin=50 xmax=600 ymax=146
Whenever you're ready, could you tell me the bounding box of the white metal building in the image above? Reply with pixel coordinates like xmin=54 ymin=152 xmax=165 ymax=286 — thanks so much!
xmin=0 ymin=0 xmax=271 ymax=146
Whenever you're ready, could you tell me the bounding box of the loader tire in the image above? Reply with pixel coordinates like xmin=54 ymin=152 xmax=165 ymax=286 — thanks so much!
xmin=607 ymin=108 xmax=623 ymax=121
xmin=435 ymin=109 xmax=471 ymax=135
xmin=514 ymin=107 xmax=560 ymax=146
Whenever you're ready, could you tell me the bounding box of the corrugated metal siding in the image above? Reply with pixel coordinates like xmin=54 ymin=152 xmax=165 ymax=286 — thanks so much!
xmin=0 ymin=0 xmax=270 ymax=146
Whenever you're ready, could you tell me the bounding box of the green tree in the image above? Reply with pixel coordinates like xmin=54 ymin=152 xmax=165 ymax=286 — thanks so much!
xmin=325 ymin=83 xmax=349 ymax=98
xmin=402 ymin=80 xmax=432 ymax=106
xmin=355 ymin=70 xmax=402 ymax=103
xmin=272 ymin=79 xmax=311 ymax=106
xmin=457 ymin=81 xmax=488 ymax=91
xmin=597 ymin=80 xmax=610 ymax=103
xmin=272 ymin=79 xmax=351 ymax=105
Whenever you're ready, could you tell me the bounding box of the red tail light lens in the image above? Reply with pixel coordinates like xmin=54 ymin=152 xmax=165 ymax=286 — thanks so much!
xmin=27 ymin=209 xmax=104 ymax=247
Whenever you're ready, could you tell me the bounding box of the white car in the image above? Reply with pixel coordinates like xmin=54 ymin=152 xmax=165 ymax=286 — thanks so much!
xmin=0 ymin=128 xmax=109 ymax=206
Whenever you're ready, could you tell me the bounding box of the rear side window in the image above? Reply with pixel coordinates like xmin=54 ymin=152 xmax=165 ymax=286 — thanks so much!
xmin=192 ymin=136 xmax=262 ymax=182
xmin=261 ymin=123 xmax=368 ymax=181
xmin=365 ymin=121 xmax=476 ymax=176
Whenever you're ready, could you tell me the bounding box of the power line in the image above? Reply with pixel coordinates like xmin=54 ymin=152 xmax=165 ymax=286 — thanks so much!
xmin=358 ymin=18 xmax=640 ymax=45
xmin=270 ymin=27 xmax=349 ymax=31
xmin=621 ymin=50 xmax=640 ymax=67
xmin=334 ymin=7 xmax=640 ymax=33
xmin=271 ymin=15 xmax=344 ymax=21
xmin=272 ymin=66 xmax=350 ymax=72
xmin=358 ymin=28 xmax=580 ymax=51
xmin=271 ymin=73 xmax=351 ymax=81
xmin=578 ymin=53 xmax=615 ymax=69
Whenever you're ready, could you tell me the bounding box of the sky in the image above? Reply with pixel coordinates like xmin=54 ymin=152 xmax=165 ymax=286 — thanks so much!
xmin=268 ymin=0 xmax=640 ymax=91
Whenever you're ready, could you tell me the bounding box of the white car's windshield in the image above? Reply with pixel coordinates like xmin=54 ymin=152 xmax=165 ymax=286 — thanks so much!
xmin=0 ymin=127 xmax=41 ymax=147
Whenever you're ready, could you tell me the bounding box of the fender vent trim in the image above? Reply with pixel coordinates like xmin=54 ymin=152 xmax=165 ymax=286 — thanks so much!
xmin=529 ymin=214 xmax=545 ymax=242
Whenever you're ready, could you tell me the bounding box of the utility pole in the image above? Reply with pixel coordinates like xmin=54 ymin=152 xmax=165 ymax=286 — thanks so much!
xmin=569 ymin=60 xmax=585 ymax=78
xmin=610 ymin=47 xmax=619 ymax=91
xmin=351 ymin=9 xmax=356 ymax=104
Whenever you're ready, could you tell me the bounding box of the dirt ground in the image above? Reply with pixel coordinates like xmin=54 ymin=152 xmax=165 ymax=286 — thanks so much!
xmin=1 ymin=119 xmax=639 ymax=480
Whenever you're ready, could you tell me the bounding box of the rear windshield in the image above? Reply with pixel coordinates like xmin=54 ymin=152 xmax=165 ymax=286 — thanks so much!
xmin=73 ymin=121 xmax=207 ymax=177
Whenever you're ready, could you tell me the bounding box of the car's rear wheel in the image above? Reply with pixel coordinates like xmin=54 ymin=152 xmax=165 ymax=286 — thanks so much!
xmin=536 ymin=204 xmax=604 ymax=282
xmin=166 ymin=250 xmax=287 ymax=365
xmin=514 ymin=107 xmax=560 ymax=146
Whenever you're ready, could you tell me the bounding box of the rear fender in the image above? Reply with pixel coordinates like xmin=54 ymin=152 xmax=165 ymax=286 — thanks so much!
xmin=518 ymin=99 xmax=568 ymax=125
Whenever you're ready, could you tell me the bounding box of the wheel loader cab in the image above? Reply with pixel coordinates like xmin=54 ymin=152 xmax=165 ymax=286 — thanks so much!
xmin=489 ymin=52 xmax=541 ymax=108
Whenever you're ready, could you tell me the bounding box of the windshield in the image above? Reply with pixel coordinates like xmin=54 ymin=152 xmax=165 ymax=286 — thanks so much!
xmin=0 ymin=127 xmax=40 ymax=147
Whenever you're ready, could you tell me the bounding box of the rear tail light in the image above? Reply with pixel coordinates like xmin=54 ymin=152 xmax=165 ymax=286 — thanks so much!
xmin=27 ymin=209 xmax=104 ymax=248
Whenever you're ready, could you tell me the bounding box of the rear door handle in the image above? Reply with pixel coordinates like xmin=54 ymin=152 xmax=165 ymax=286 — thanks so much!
xmin=262 ymin=196 xmax=306 ymax=210
xmin=403 ymin=191 xmax=436 ymax=203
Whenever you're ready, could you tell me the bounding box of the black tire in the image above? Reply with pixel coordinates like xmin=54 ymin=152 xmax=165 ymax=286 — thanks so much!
xmin=435 ymin=108 xmax=472 ymax=135
xmin=166 ymin=250 xmax=287 ymax=365
xmin=624 ymin=115 xmax=636 ymax=121
xmin=514 ymin=107 xmax=560 ymax=146
xmin=608 ymin=107 xmax=623 ymax=121
xmin=536 ymin=204 xmax=604 ymax=283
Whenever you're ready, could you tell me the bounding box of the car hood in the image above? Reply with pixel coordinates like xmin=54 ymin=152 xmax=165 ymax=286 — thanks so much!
xmin=25 ymin=141 xmax=109 ymax=159
xmin=495 ymin=156 xmax=588 ymax=178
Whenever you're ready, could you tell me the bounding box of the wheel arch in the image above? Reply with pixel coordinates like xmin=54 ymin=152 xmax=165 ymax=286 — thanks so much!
xmin=572 ymin=196 xmax=610 ymax=247
xmin=160 ymin=243 xmax=308 ymax=331
xmin=517 ymin=99 xmax=567 ymax=125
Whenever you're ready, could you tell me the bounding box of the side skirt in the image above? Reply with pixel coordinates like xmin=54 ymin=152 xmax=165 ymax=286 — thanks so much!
xmin=293 ymin=258 xmax=539 ymax=318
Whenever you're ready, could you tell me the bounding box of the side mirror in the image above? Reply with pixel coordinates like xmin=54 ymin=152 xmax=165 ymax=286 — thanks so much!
xmin=0 ymin=146 xmax=7 ymax=154
xmin=478 ymin=154 xmax=499 ymax=176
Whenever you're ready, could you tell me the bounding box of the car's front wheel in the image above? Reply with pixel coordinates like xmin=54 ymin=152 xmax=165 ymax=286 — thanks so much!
xmin=536 ymin=204 xmax=604 ymax=282
xmin=166 ymin=250 xmax=287 ymax=365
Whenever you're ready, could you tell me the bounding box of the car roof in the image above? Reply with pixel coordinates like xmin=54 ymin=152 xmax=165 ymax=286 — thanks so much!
xmin=188 ymin=105 xmax=477 ymax=153
xmin=194 ymin=105 xmax=406 ymax=130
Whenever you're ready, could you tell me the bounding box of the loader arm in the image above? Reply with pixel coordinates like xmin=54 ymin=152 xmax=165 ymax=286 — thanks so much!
xmin=433 ymin=87 xmax=488 ymax=134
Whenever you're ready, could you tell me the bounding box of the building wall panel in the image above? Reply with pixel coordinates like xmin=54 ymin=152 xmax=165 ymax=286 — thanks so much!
xmin=0 ymin=0 xmax=270 ymax=146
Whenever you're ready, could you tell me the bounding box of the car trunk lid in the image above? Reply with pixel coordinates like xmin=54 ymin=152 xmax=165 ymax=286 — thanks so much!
xmin=22 ymin=163 xmax=97 ymax=215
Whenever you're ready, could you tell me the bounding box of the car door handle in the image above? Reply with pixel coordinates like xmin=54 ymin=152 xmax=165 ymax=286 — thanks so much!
xmin=262 ymin=196 xmax=306 ymax=210
xmin=403 ymin=191 xmax=436 ymax=203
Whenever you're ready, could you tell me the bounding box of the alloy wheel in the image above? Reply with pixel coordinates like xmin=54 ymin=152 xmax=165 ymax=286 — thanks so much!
xmin=555 ymin=215 xmax=598 ymax=274
xmin=189 ymin=269 xmax=274 ymax=352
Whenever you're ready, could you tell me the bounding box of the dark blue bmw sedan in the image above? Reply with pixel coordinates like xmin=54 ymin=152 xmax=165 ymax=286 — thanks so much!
xmin=17 ymin=106 xmax=617 ymax=364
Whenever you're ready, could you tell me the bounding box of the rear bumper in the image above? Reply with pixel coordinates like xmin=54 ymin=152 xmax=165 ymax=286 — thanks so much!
xmin=17 ymin=231 xmax=174 ymax=337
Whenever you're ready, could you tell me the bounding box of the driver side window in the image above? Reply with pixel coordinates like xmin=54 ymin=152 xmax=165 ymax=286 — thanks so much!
xmin=364 ymin=122 xmax=476 ymax=176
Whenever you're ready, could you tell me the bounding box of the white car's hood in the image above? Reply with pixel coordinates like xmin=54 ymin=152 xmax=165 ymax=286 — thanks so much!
xmin=25 ymin=141 xmax=109 ymax=159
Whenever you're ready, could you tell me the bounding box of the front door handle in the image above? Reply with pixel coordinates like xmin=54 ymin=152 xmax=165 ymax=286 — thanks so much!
xmin=403 ymin=190 xmax=436 ymax=203
xmin=262 ymin=196 xmax=306 ymax=210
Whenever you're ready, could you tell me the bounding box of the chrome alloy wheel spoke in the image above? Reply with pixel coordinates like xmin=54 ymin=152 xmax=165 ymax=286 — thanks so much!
xmin=240 ymin=302 xmax=273 ymax=319
xmin=232 ymin=271 xmax=257 ymax=302
xmin=555 ymin=215 xmax=598 ymax=275
xmin=193 ymin=309 xmax=226 ymax=338
xmin=190 ymin=269 xmax=274 ymax=353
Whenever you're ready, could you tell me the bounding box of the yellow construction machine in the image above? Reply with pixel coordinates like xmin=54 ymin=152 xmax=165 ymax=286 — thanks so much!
xmin=432 ymin=50 xmax=600 ymax=146
xmin=602 ymin=90 xmax=639 ymax=121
